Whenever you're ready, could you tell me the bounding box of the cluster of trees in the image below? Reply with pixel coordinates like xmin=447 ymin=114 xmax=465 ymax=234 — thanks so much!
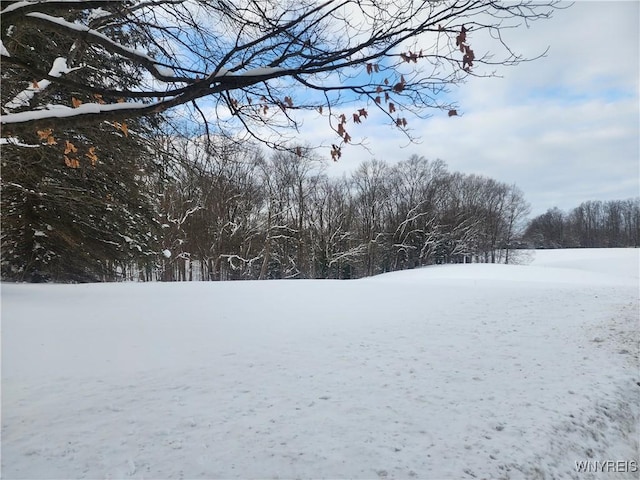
xmin=2 ymin=134 xmax=531 ymax=282
xmin=524 ymin=199 xmax=640 ymax=249
xmin=152 ymin=143 xmax=532 ymax=281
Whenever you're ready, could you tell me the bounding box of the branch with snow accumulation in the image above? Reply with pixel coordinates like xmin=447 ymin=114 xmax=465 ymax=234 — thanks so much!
xmin=1 ymin=0 xmax=558 ymax=150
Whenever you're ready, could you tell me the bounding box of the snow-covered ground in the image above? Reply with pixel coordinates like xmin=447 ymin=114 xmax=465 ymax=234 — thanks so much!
xmin=2 ymin=248 xmax=638 ymax=479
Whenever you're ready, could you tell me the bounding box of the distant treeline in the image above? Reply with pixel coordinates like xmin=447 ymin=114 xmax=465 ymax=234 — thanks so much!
xmin=523 ymin=199 xmax=640 ymax=249
xmin=5 ymin=128 xmax=635 ymax=283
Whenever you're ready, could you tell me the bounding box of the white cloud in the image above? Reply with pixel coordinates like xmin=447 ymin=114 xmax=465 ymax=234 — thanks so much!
xmin=310 ymin=1 xmax=639 ymax=217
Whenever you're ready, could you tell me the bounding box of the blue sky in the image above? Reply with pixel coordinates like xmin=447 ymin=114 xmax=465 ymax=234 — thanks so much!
xmin=300 ymin=1 xmax=639 ymax=217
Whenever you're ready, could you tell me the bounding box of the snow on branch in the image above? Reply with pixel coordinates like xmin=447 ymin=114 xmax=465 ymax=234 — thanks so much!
xmin=4 ymin=57 xmax=80 ymax=112
xmin=1 ymin=100 xmax=163 ymax=126
xmin=23 ymin=11 xmax=184 ymax=83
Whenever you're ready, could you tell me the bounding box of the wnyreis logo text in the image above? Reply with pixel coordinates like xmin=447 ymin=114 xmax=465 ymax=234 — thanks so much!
xmin=575 ymin=460 xmax=638 ymax=473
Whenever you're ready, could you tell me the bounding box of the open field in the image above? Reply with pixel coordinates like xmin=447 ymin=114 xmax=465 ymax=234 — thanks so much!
xmin=2 ymin=248 xmax=638 ymax=479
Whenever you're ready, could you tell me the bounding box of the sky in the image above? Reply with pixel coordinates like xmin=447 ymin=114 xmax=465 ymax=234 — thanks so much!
xmin=303 ymin=1 xmax=639 ymax=217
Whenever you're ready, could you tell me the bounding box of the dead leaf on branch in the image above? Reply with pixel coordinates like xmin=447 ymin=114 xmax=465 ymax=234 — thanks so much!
xmin=64 ymin=155 xmax=80 ymax=168
xmin=113 ymin=121 xmax=129 ymax=137
xmin=400 ymin=51 xmax=422 ymax=63
xmin=448 ymin=109 xmax=458 ymax=117
xmin=456 ymin=25 xmax=467 ymax=50
xmin=85 ymin=146 xmax=98 ymax=166
xmin=37 ymin=128 xmax=57 ymax=144
xmin=64 ymin=140 xmax=78 ymax=154
xmin=71 ymin=97 xmax=82 ymax=108
xmin=463 ymin=45 xmax=475 ymax=70
xmin=330 ymin=144 xmax=341 ymax=162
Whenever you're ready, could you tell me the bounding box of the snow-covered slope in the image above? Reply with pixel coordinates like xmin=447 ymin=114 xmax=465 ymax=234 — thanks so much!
xmin=2 ymin=249 xmax=638 ymax=479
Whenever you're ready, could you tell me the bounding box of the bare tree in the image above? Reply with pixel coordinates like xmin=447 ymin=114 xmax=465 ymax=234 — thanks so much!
xmin=2 ymin=0 xmax=558 ymax=155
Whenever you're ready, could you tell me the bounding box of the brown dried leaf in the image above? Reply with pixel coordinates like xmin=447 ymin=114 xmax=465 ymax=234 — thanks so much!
xmin=448 ymin=109 xmax=458 ymax=117
xmin=389 ymin=103 xmax=396 ymax=113
xmin=37 ymin=128 xmax=53 ymax=140
xmin=352 ymin=113 xmax=361 ymax=124
xmin=71 ymin=97 xmax=82 ymax=108
xmin=456 ymin=25 xmax=467 ymax=48
xmin=64 ymin=155 xmax=80 ymax=169
xmin=85 ymin=146 xmax=98 ymax=166
xmin=64 ymin=140 xmax=78 ymax=154
xmin=330 ymin=144 xmax=341 ymax=162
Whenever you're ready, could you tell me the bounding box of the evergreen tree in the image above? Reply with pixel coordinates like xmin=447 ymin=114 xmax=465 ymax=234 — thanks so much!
xmin=1 ymin=2 xmax=164 ymax=282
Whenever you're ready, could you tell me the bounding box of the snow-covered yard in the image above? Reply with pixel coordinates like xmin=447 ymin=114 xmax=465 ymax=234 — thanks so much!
xmin=2 ymin=249 xmax=638 ymax=479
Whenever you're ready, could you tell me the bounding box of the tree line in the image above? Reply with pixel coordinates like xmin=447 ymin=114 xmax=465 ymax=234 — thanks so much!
xmin=2 ymin=134 xmax=533 ymax=282
xmin=154 ymin=140 xmax=531 ymax=282
xmin=524 ymin=199 xmax=640 ymax=249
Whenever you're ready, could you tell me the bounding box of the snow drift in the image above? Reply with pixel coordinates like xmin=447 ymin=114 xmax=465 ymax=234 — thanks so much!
xmin=2 ymin=248 xmax=638 ymax=479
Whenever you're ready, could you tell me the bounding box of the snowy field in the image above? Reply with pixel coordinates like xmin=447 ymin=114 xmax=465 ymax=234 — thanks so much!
xmin=2 ymin=248 xmax=639 ymax=480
